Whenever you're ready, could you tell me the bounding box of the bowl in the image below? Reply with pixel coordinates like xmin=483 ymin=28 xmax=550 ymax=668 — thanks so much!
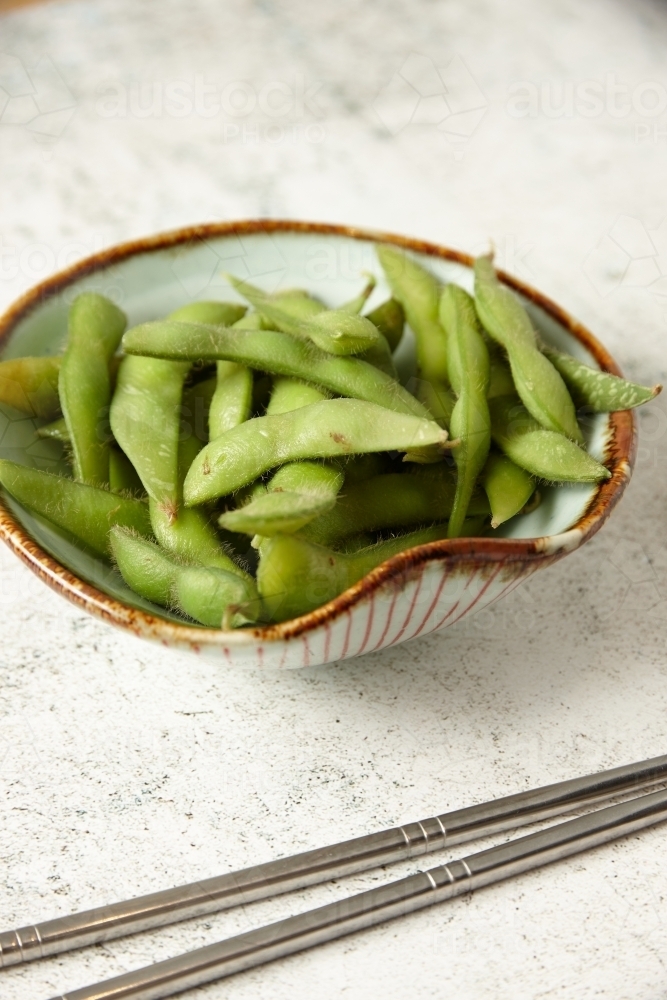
xmin=0 ymin=221 xmax=635 ymax=668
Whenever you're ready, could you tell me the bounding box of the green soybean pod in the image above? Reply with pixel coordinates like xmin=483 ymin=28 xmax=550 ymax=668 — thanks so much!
xmin=541 ymin=346 xmax=662 ymax=412
xmin=151 ymin=499 xmax=245 ymax=574
xmin=272 ymin=288 xmax=325 ymax=318
xmin=167 ymin=301 xmax=247 ymax=326
xmin=110 ymin=526 xmax=183 ymax=606
xmin=265 ymin=377 xmax=328 ymax=415
xmin=413 ymin=379 xmax=455 ymax=429
xmin=299 ymin=467 xmax=489 ymax=547
xmin=175 ymin=565 xmax=259 ymax=628
xmin=482 ymin=452 xmax=535 ymax=528
xmin=180 ymin=374 xmax=217 ymax=445
xmin=149 ymin=416 xmax=251 ymax=580
xmin=0 ymin=459 xmax=151 ymax=557
xmin=110 ymin=527 xmax=257 ymax=626
xmin=220 ymin=461 xmax=344 ymax=536
xmin=109 ymin=448 xmax=145 ymax=496
xmin=172 ymin=305 xmax=252 ymax=442
xmin=489 ymin=395 xmax=611 ymax=482
xmin=227 ymin=275 xmax=382 ymax=356
xmin=207 ymin=311 xmax=256 ymax=439
xmin=232 ymin=311 xmax=270 ymax=330
xmin=364 ymin=298 xmax=405 ymax=353
xmin=220 ymin=380 xmax=341 ymax=535
xmin=59 ymin=293 xmax=127 ymax=486
xmin=122 ymin=321 xmax=430 ymax=418
xmin=234 ymin=278 xmax=325 ymax=321
xmin=375 ymin=244 xmax=448 ymax=384
xmin=474 ymin=256 xmax=583 ymax=444
xmin=339 ymin=274 xmax=376 ymax=314
xmin=258 ymin=523 xmax=453 ymax=622
xmin=439 ymin=284 xmax=491 ymax=538
xmin=222 ymin=490 xmax=336 ymax=537
xmin=209 ymin=363 xmax=253 ymax=439
xmin=487 ymin=349 xmax=516 ymax=399
xmin=110 ymin=355 xmax=190 ymax=521
xmin=0 ymin=356 xmax=62 ymax=419
xmin=35 ymin=416 xmax=70 ymax=442
xmin=358 ymin=335 xmax=398 ymax=378
xmin=184 ymin=399 xmax=449 ymax=505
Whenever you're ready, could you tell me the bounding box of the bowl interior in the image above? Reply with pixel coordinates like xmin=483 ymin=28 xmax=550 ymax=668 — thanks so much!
xmin=0 ymin=229 xmax=612 ymax=625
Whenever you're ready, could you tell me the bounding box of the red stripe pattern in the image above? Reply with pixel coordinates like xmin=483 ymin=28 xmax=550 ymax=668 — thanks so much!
xmin=205 ymin=557 xmax=530 ymax=669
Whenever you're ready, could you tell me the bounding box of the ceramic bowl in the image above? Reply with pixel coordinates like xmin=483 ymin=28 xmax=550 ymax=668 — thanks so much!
xmin=0 ymin=221 xmax=635 ymax=668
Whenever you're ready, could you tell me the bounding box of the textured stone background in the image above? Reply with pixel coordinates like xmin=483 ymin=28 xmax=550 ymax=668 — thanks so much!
xmin=1 ymin=1 xmax=666 ymax=997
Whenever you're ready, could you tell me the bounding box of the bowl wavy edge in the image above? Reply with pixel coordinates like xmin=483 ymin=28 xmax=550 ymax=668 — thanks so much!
xmin=0 ymin=219 xmax=636 ymax=649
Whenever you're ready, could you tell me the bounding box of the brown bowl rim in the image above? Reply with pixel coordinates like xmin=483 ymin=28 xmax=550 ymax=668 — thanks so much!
xmin=0 ymin=220 xmax=636 ymax=647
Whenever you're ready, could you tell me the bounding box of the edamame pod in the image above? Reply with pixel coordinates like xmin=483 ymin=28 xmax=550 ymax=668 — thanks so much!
xmin=482 ymin=452 xmax=535 ymax=528
xmin=233 ymin=311 xmax=270 ymax=330
xmin=122 ymin=321 xmax=430 ymax=418
xmin=59 ymin=293 xmax=127 ymax=485
xmin=181 ymin=374 xmax=217 ymax=445
xmin=474 ymin=256 xmax=583 ymax=444
xmin=36 ymin=416 xmax=69 ymax=442
xmin=110 ymin=527 xmax=257 ymax=626
xmin=110 ymin=355 xmax=190 ymax=521
xmin=376 ymin=244 xmax=448 ymax=383
xmin=221 ymin=490 xmax=337 ymax=537
xmin=175 ymin=565 xmax=259 ymax=628
xmin=258 ymin=523 xmax=452 ymax=622
xmin=184 ymin=399 xmax=449 ymax=504
xmin=541 ymin=346 xmax=662 ymax=412
xmin=265 ymin=377 xmax=328 ymax=415
xmin=489 ymin=395 xmax=611 ymax=482
xmin=220 ymin=462 xmax=344 ymax=536
xmin=0 ymin=356 xmax=61 ymax=418
xmin=228 ymin=275 xmax=382 ymax=356
xmin=339 ymin=274 xmax=376 ymax=314
xmin=149 ymin=410 xmax=251 ymax=580
xmin=109 ymin=448 xmax=145 ymax=496
xmin=238 ymin=279 xmax=325 ymax=321
xmin=0 ymin=459 xmax=150 ymax=556
xmin=207 ymin=310 xmax=257 ymax=438
xmin=271 ymin=460 xmax=344 ymax=494
xmin=150 ymin=499 xmax=248 ymax=577
xmin=299 ymin=466 xmax=489 ymax=547
xmin=412 ymin=379 xmax=455 ymax=429
xmin=364 ymin=298 xmax=405 ymax=352
xmin=487 ymin=350 xmax=516 ymax=399
xmin=439 ymin=285 xmax=491 ymax=538
xmin=210 ymin=363 xmax=252 ymax=434
xmin=221 ymin=380 xmax=342 ymax=535
xmin=358 ymin=335 xmax=398 ymax=378
xmin=110 ymin=526 xmax=183 ymax=606
xmin=209 ymin=363 xmax=253 ymax=439
xmin=175 ymin=305 xmax=250 ymax=442
xmin=167 ymin=301 xmax=247 ymax=326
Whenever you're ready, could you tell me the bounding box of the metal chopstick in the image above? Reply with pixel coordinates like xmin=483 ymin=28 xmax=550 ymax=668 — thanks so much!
xmin=2 ymin=752 xmax=666 ymax=968
xmin=45 ymin=786 xmax=667 ymax=1000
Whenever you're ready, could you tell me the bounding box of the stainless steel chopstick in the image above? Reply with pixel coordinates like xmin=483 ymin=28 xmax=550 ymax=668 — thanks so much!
xmin=45 ymin=786 xmax=667 ymax=1000
xmin=2 ymin=752 xmax=666 ymax=969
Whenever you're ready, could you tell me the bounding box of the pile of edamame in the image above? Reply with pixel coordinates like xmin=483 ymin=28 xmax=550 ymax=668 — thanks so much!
xmin=0 ymin=248 xmax=660 ymax=626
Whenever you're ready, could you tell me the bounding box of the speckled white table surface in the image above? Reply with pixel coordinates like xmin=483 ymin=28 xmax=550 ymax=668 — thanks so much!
xmin=1 ymin=1 xmax=667 ymax=997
